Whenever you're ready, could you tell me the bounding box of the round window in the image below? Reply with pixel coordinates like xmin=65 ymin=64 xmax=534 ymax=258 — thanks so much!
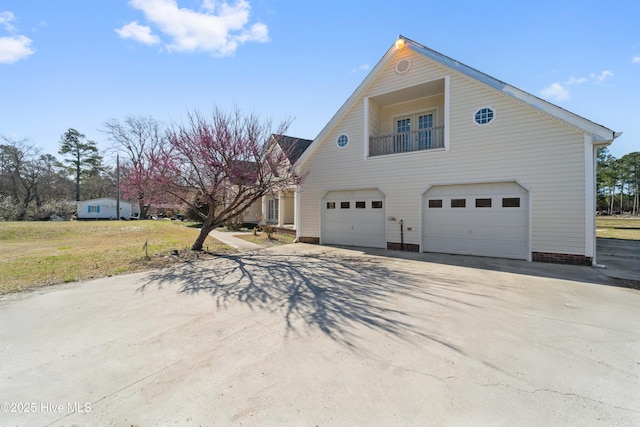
xmin=474 ymin=107 xmax=495 ymax=125
xmin=337 ymin=134 xmax=349 ymax=147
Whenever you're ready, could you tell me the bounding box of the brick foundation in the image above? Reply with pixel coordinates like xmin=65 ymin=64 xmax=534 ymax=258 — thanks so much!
xmin=297 ymin=236 xmax=320 ymax=244
xmin=386 ymin=242 xmax=420 ymax=252
xmin=532 ymin=252 xmax=592 ymax=266
xmin=271 ymin=227 xmax=296 ymax=236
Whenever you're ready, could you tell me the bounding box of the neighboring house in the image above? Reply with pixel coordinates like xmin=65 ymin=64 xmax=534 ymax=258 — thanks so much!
xmin=294 ymin=36 xmax=620 ymax=265
xmin=77 ymin=198 xmax=140 ymax=220
xmin=243 ymin=134 xmax=313 ymax=229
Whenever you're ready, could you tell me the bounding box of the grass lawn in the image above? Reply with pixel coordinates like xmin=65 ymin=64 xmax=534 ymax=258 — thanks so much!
xmin=596 ymin=216 xmax=640 ymax=240
xmin=0 ymin=220 xmax=235 ymax=294
xmin=233 ymin=230 xmax=296 ymax=246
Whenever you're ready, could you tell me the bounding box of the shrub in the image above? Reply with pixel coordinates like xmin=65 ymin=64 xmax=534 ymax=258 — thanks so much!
xmin=0 ymin=195 xmax=20 ymax=221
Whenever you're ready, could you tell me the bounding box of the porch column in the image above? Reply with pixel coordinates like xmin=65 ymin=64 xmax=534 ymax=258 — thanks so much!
xmin=278 ymin=191 xmax=284 ymax=227
xmin=295 ymin=185 xmax=301 ymax=240
xmin=261 ymin=195 xmax=267 ymax=225
xmin=293 ymin=188 xmax=298 ymax=229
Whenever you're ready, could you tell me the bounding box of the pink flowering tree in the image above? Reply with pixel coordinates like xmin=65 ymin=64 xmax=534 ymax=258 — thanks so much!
xmin=103 ymin=115 xmax=166 ymax=219
xmin=153 ymin=107 xmax=305 ymax=251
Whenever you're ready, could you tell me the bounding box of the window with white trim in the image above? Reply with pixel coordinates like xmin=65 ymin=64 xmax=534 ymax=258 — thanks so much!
xmin=391 ymin=110 xmax=439 ymax=153
xmin=337 ymin=134 xmax=349 ymax=147
xmin=268 ymin=198 xmax=278 ymax=221
xmin=474 ymin=107 xmax=495 ymax=125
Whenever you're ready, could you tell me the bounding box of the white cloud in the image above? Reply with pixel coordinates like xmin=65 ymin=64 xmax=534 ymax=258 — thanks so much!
xmin=564 ymin=75 xmax=587 ymax=85
xmin=120 ymin=0 xmax=269 ymax=56
xmin=350 ymin=64 xmax=370 ymax=74
xmin=0 ymin=35 xmax=35 ymax=64
xmin=201 ymin=0 xmax=216 ymax=12
xmin=591 ymin=70 xmax=613 ymax=83
xmin=633 ymin=55 xmax=640 ymax=64
xmin=540 ymin=82 xmax=570 ymax=102
xmin=541 ymin=69 xmax=615 ymax=102
xmin=0 ymin=11 xmax=16 ymax=32
xmin=115 ymin=21 xmax=160 ymax=45
xmin=0 ymin=11 xmax=35 ymax=64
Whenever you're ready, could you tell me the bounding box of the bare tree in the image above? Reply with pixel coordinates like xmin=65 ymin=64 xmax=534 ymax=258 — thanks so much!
xmin=0 ymin=136 xmax=40 ymax=219
xmin=151 ymin=107 xmax=304 ymax=251
xmin=1 ymin=136 xmax=75 ymax=220
xmin=103 ymin=115 xmax=166 ymax=218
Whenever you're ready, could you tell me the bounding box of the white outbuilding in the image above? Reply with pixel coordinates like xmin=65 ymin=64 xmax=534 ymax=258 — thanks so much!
xmin=76 ymin=198 xmax=140 ymax=220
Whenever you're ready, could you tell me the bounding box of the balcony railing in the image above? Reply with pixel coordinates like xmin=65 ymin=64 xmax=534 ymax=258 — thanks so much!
xmin=369 ymin=126 xmax=445 ymax=157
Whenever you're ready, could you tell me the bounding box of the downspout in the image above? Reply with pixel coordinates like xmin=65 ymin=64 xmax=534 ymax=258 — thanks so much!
xmin=400 ymin=219 xmax=404 ymax=251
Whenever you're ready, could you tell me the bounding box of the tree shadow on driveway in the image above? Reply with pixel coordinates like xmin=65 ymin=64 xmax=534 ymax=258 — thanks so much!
xmin=138 ymin=250 xmax=488 ymax=356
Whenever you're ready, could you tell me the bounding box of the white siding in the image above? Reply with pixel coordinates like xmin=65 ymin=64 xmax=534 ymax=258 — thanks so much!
xmin=299 ymin=47 xmax=587 ymax=256
xmin=77 ymin=198 xmax=133 ymax=220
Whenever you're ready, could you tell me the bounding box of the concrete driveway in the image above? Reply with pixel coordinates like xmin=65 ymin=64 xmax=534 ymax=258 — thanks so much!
xmin=1 ymin=244 xmax=639 ymax=426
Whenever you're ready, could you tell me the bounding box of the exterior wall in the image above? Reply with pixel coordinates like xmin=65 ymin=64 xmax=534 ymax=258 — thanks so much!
xmin=379 ymin=94 xmax=445 ymax=134
xmin=299 ymin=47 xmax=588 ymax=257
xmin=282 ymin=190 xmax=295 ymax=224
xmin=243 ymin=199 xmax=262 ymax=224
xmin=77 ymin=198 xmax=133 ymax=219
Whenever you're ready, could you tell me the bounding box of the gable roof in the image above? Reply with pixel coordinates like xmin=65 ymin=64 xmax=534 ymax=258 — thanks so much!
xmin=227 ymin=136 xmax=311 ymax=185
xmin=272 ymin=134 xmax=313 ymax=164
xmin=296 ymin=35 xmax=620 ymax=167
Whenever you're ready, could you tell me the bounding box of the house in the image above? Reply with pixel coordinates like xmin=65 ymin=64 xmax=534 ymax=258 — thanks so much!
xmin=242 ymin=134 xmax=313 ymax=229
xmin=76 ymin=198 xmax=140 ymax=220
xmin=294 ymin=36 xmax=620 ymax=265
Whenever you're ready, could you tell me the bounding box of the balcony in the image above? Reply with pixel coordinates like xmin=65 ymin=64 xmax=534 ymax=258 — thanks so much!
xmin=366 ymin=77 xmax=448 ymax=159
xmin=369 ymin=126 xmax=445 ymax=157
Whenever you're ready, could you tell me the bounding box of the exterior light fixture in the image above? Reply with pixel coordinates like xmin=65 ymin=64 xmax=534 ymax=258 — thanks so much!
xmin=395 ymin=38 xmax=406 ymax=49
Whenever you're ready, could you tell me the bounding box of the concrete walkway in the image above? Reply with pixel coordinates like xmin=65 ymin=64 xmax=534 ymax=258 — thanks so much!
xmin=209 ymin=229 xmax=263 ymax=251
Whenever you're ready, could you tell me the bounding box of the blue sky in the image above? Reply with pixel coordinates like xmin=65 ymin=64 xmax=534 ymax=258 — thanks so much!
xmin=1 ymin=0 xmax=638 ymax=161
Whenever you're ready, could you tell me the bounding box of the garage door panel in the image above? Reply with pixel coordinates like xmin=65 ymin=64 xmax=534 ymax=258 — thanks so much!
xmin=322 ymin=190 xmax=385 ymax=248
xmin=423 ymin=183 xmax=528 ymax=260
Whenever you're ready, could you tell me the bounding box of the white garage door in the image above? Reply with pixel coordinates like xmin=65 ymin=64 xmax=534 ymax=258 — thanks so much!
xmin=422 ymin=182 xmax=528 ymax=259
xmin=322 ymin=189 xmax=386 ymax=248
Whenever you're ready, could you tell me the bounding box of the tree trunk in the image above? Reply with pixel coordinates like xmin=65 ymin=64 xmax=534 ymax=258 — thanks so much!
xmin=138 ymin=196 xmax=147 ymax=219
xmin=609 ymin=188 xmax=614 ymax=214
xmin=191 ymin=217 xmax=214 ymax=251
xmin=633 ymin=175 xmax=640 ymax=215
xmin=75 ymin=166 xmax=81 ymax=201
